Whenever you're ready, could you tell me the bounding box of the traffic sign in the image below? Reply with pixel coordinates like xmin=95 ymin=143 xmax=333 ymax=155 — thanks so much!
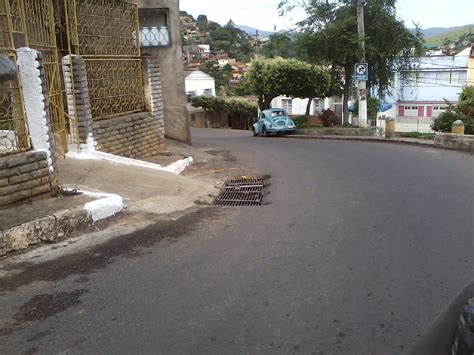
xmin=355 ymin=63 xmax=368 ymax=81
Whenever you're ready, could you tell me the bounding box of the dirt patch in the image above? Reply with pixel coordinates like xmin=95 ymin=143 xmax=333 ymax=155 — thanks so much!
xmin=205 ymin=149 xmax=237 ymax=162
xmin=13 ymin=289 xmax=88 ymax=323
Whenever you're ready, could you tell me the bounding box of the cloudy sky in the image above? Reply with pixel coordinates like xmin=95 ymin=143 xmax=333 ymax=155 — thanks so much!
xmin=180 ymin=0 xmax=474 ymax=32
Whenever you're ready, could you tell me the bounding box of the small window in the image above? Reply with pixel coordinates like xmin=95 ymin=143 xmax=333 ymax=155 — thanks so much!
xmin=203 ymin=88 xmax=213 ymax=96
xmin=186 ymin=91 xmax=197 ymax=101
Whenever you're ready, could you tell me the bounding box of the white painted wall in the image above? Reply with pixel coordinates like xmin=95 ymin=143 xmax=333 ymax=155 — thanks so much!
xmin=185 ymin=71 xmax=216 ymax=97
xmin=271 ymin=96 xmax=330 ymax=115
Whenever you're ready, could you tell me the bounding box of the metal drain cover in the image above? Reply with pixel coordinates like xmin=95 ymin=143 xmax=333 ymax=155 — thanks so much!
xmin=214 ymin=175 xmax=270 ymax=207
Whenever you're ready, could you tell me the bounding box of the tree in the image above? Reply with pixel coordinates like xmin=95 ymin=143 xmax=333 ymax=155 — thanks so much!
xmin=279 ymin=0 xmax=423 ymax=124
xmin=199 ymin=61 xmax=232 ymax=90
xmin=260 ymin=33 xmax=295 ymax=58
xmin=244 ymin=57 xmax=331 ymax=111
xmin=432 ymin=86 xmax=474 ymax=134
xmin=197 ymin=14 xmax=208 ymax=24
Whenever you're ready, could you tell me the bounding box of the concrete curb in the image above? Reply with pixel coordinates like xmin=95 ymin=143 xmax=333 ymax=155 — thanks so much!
xmin=288 ymin=134 xmax=436 ymax=148
xmin=0 ymin=196 xmax=124 ymax=257
xmin=0 ymin=207 xmax=91 ymax=256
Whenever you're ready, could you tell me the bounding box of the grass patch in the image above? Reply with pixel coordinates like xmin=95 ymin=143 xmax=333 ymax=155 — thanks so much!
xmin=399 ymin=132 xmax=435 ymax=140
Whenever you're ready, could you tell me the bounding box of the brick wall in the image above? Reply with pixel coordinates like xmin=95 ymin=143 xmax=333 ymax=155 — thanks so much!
xmin=92 ymin=112 xmax=165 ymax=158
xmin=0 ymin=151 xmax=58 ymax=207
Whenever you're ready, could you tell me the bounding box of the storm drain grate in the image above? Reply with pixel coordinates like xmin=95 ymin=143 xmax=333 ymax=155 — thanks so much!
xmin=214 ymin=175 xmax=270 ymax=207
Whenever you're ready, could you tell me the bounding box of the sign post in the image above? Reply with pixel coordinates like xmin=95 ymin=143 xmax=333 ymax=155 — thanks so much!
xmin=355 ymin=63 xmax=368 ymax=128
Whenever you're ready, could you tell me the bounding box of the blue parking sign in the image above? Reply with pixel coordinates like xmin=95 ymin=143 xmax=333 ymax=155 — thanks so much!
xmin=355 ymin=63 xmax=368 ymax=81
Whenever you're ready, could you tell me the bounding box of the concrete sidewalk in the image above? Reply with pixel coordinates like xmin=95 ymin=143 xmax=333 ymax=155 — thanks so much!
xmin=0 ymin=141 xmax=219 ymax=257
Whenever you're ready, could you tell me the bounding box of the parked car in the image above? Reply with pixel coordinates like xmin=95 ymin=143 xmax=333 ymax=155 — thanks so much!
xmin=252 ymin=109 xmax=296 ymax=136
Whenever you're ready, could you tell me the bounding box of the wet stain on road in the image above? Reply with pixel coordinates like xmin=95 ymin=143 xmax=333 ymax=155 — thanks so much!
xmin=14 ymin=289 xmax=88 ymax=322
xmin=0 ymin=207 xmax=221 ymax=292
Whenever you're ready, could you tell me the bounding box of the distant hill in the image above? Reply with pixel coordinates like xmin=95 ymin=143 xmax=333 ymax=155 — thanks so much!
xmin=423 ymin=24 xmax=474 ymax=47
xmin=235 ymin=25 xmax=273 ymax=37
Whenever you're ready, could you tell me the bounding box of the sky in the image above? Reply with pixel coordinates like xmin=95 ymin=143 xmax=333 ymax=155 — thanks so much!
xmin=179 ymin=0 xmax=474 ymax=32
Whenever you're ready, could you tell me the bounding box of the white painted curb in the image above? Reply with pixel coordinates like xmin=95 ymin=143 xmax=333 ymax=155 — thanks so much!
xmin=66 ymin=150 xmax=194 ymax=175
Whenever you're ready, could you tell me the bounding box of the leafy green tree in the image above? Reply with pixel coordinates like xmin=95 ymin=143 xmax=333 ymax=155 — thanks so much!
xmin=245 ymin=57 xmax=331 ymax=110
xmin=279 ymin=0 xmax=423 ymax=124
xmin=200 ymin=61 xmax=232 ymax=90
xmin=260 ymin=33 xmax=295 ymax=58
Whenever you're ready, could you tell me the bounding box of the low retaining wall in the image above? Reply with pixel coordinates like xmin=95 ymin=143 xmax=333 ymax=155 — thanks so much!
xmin=0 ymin=207 xmax=90 ymax=256
xmin=296 ymin=127 xmax=380 ymax=137
xmin=92 ymin=112 xmax=165 ymax=159
xmin=434 ymin=133 xmax=474 ymax=152
xmin=0 ymin=150 xmax=57 ymax=207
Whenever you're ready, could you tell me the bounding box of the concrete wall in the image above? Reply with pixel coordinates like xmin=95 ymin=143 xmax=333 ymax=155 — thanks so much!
xmin=394 ymin=117 xmax=434 ymax=133
xmin=133 ymin=0 xmax=192 ymax=145
xmin=434 ymin=133 xmax=474 ymax=151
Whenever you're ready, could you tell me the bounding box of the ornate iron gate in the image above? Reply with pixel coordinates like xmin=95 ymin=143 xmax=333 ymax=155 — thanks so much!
xmin=0 ymin=0 xmax=29 ymax=154
xmin=1 ymin=0 xmax=144 ymax=155
xmin=72 ymin=0 xmax=144 ymax=120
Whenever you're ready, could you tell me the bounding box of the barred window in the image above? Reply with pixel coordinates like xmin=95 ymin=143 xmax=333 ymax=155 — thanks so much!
xmin=139 ymin=9 xmax=171 ymax=47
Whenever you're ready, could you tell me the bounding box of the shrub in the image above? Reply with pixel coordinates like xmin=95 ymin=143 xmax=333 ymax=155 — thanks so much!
xmin=190 ymin=95 xmax=257 ymax=121
xmin=320 ymin=109 xmax=340 ymax=127
xmin=292 ymin=115 xmax=309 ymax=128
xmin=432 ymin=112 xmax=474 ymax=135
xmin=432 ymin=86 xmax=474 ymax=135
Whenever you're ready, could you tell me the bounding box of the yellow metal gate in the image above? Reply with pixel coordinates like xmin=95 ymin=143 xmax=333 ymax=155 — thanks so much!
xmin=1 ymin=0 xmax=144 ymax=155
xmin=23 ymin=0 xmax=69 ymax=155
xmin=0 ymin=0 xmax=29 ymax=154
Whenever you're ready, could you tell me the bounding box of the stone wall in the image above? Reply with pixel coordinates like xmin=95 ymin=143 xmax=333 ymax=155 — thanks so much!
xmin=92 ymin=112 xmax=165 ymax=158
xmin=63 ymin=55 xmax=94 ymax=148
xmin=434 ymin=133 xmax=474 ymax=152
xmin=0 ymin=150 xmax=57 ymax=207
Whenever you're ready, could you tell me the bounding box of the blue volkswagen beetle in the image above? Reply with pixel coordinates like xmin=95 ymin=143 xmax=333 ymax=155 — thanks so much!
xmin=252 ymin=109 xmax=296 ymax=136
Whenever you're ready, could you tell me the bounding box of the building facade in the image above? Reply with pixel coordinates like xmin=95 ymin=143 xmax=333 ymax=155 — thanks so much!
xmin=185 ymin=71 xmax=216 ymax=98
xmin=378 ymin=49 xmax=470 ymax=133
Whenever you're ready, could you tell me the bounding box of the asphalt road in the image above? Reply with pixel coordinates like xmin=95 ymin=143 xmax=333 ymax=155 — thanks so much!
xmin=1 ymin=129 xmax=473 ymax=354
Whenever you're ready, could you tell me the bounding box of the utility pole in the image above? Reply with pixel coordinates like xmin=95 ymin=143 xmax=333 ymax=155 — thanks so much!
xmin=356 ymin=0 xmax=368 ymax=127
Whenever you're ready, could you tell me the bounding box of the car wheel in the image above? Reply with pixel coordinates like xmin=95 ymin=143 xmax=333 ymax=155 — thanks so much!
xmin=252 ymin=127 xmax=258 ymax=136
xmin=452 ymin=298 xmax=474 ymax=355
xmin=262 ymin=125 xmax=269 ymax=137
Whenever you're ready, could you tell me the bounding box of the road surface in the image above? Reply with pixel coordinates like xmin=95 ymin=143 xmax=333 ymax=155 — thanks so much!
xmin=1 ymin=128 xmax=473 ymax=354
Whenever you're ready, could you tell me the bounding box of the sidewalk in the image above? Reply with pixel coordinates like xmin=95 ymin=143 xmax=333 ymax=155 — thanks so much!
xmin=0 ymin=141 xmax=219 ymax=256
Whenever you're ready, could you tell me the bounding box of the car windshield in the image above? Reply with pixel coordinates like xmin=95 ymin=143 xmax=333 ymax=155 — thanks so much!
xmin=271 ymin=111 xmax=285 ymax=117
